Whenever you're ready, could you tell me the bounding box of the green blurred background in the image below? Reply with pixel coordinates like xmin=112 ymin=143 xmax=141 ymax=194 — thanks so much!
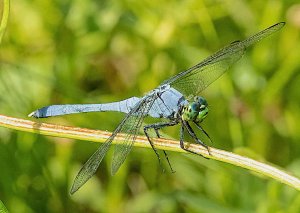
xmin=0 ymin=0 xmax=300 ymax=212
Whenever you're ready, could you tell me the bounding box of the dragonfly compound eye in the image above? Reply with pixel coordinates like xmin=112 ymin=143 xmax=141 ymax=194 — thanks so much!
xmin=197 ymin=96 xmax=208 ymax=107
xmin=191 ymin=102 xmax=200 ymax=112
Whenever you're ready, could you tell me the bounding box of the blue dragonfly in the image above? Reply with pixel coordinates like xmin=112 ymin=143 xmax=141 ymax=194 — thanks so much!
xmin=29 ymin=22 xmax=285 ymax=194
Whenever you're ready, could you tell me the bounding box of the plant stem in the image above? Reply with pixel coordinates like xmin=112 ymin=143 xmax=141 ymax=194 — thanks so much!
xmin=0 ymin=0 xmax=10 ymax=43
xmin=0 ymin=114 xmax=299 ymax=191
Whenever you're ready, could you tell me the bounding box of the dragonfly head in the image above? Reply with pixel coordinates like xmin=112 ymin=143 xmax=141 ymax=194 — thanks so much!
xmin=181 ymin=96 xmax=208 ymax=123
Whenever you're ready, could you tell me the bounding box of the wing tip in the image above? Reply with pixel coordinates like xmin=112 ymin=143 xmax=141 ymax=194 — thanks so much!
xmin=111 ymin=164 xmax=119 ymax=176
xmin=70 ymin=185 xmax=79 ymax=195
xmin=271 ymin=22 xmax=286 ymax=31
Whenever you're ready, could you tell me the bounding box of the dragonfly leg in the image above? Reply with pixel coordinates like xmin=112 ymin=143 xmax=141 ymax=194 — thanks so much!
xmin=144 ymin=121 xmax=178 ymax=172
xmin=179 ymin=124 xmax=208 ymax=158
xmin=153 ymin=129 xmax=176 ymax=173
xmin=181 ymin=121 xmax=211 ymax=156
xmin=193 ymin=121 xmax=213 ymax=144
xmin=144 ymin=125 xmax=164 ymax=172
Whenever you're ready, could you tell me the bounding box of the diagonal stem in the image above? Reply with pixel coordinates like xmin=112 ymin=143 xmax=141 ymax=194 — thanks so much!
xmin=0 ymin=114 xmax=299 ymax=191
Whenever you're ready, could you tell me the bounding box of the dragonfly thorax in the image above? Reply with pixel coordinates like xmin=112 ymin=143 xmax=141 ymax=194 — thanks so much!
xmin=181 ymin=96 xmax=208 ymax=123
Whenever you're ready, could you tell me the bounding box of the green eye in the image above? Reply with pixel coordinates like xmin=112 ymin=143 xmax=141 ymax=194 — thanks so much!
xmin=191 ymin=102 xmax=200 ymax=112
xmin=197 ymin=97 xmax=207 ymax=106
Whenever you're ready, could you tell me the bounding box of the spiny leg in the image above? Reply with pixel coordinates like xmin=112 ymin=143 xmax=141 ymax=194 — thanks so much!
xmin=144 ymin=125 xmax=164 ymax=172
xmin=179 ymin=124 xmax=206 ymax=158
xmin=144 ymin=121 xmax=177 ymax=172
xmin=181 ymin=121 xmax=211 ymax=156
xmin=193 ymin=121 xmax=212 ymax=144
xmin=154 ymin=129 xmax=175 ymax=173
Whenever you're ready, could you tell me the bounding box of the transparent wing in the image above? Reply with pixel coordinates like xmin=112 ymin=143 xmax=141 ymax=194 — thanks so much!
xmin=70 ymin=140 xmax=111 ymax=194
xmin=70 ymin=94 xmax=156 ymax=194
xmin=165 ymin=22 xmax=285 ymax=97
xmin=111 ymin=94 xmax=157 ymax=175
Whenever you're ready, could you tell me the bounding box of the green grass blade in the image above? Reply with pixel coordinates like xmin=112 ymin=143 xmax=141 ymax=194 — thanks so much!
xmin=0 ymin=0 xmax=10 ymax=43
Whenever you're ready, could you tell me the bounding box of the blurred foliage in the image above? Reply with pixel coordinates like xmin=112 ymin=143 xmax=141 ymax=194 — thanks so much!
xmin=0 ymin=0 xmax=300 ymax=212
xmin=0 ymin=200 xmax=9 ymax=213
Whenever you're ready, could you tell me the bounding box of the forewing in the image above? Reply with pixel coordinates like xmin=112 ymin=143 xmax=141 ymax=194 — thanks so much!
xmin=166 ymin=22 xmax=285 ymax=97
xmin=111 ymin=93 xmax=157 ymax=175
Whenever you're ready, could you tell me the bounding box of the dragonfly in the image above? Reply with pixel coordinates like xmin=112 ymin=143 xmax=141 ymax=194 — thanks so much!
xmin=29 ymin=22 xmax=285 ymax=194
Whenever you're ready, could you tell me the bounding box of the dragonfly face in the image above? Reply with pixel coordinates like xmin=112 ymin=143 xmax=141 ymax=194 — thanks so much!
xmin=181 ymin=96 xmax=208 ymax=123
